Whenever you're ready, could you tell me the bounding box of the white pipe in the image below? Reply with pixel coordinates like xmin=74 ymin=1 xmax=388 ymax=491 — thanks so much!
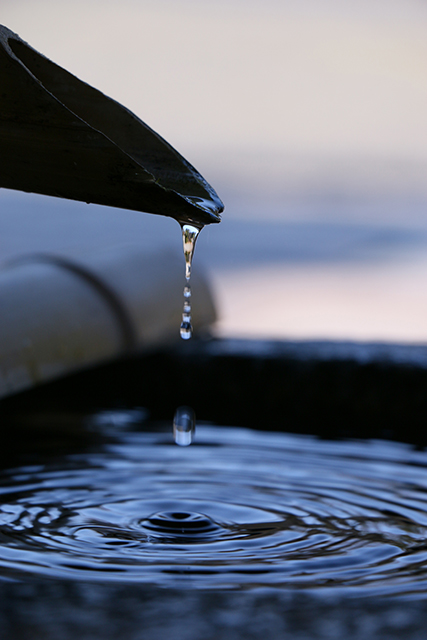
xmin=0 ymin=246 xmax=216 ymax=399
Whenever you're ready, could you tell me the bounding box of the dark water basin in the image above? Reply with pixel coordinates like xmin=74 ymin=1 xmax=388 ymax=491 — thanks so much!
xmin=1 ymin=338 xmax=427 ymax=638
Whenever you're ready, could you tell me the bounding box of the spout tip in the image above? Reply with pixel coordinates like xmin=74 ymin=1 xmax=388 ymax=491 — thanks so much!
xmin=181 ymin=194 xmax=224 ymax=226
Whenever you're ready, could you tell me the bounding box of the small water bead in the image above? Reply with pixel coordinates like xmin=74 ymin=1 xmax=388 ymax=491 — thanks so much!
xmin=180 ymin=321 xmax=192 ymax=340
xmin=181 ymin=286 xmax=193 ymax=338
xmin=173 ymin=406 xmax=196 ymax=446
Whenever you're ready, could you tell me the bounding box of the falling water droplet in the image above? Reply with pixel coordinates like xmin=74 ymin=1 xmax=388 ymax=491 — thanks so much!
xmin=179 ymin=223 xmax=201 ymax=340
xmin=180 ymin=321 xmax=192 ymax=340
xmin=173 ymin=406 xmax=196 ymax=446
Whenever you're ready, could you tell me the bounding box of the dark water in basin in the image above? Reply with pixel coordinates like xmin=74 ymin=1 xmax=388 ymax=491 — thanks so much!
xmin=1 ymin=417 xmax=427 ymax=595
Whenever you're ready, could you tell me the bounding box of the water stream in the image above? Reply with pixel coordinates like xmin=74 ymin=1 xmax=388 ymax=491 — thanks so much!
xmin=1 ymin=418 xmax=427 ymax=595
xmin=179 ymin=223 xmax=201 ymax=341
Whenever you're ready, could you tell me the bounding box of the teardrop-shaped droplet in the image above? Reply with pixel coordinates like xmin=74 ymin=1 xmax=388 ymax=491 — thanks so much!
xmin=181 ymin=224 xmax=200 ymax=282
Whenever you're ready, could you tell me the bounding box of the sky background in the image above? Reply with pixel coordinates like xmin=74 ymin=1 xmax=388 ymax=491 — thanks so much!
xmin=2 ymin=0 xmax=427 ymax=341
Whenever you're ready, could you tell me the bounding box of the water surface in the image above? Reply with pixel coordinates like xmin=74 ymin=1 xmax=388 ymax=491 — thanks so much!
xmin=1 ymin=418 xmax=427 ymax=595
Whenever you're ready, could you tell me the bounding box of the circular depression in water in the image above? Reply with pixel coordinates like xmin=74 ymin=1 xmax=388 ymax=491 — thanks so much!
xmin=1 ymin=425 xmax=427 ymax=593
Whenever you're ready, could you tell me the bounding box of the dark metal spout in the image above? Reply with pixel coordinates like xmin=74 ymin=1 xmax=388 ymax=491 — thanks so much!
xmin=0 ymin=25 xmax=223 ymax=226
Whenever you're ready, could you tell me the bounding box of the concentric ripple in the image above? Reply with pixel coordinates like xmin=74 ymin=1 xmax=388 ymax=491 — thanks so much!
xmin=2 ymin=424 xmax=427 ymax=594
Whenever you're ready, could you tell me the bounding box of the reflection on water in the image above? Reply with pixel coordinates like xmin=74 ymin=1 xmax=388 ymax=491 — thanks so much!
xmin=1 ymin=418 xmax=427 ymax=595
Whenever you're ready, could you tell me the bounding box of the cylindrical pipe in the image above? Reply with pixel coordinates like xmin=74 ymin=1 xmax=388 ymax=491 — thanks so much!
xmin=0 ymin=247 xmax=216 ymax=399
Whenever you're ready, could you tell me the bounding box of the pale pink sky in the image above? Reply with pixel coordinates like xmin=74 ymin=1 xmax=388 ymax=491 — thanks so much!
xmin=3 ymin=0 xmax=427 ymax=164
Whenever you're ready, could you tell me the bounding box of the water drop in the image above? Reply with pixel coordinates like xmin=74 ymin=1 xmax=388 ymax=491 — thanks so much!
xmin=173 ymin=406 xmax=196 ymax=446
xmin=180 ymin=321 xmax=192 ymax=340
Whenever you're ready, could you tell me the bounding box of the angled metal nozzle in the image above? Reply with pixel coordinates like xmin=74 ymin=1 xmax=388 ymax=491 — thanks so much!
xmin=0 ymin=25 xmax=223 ymax=226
